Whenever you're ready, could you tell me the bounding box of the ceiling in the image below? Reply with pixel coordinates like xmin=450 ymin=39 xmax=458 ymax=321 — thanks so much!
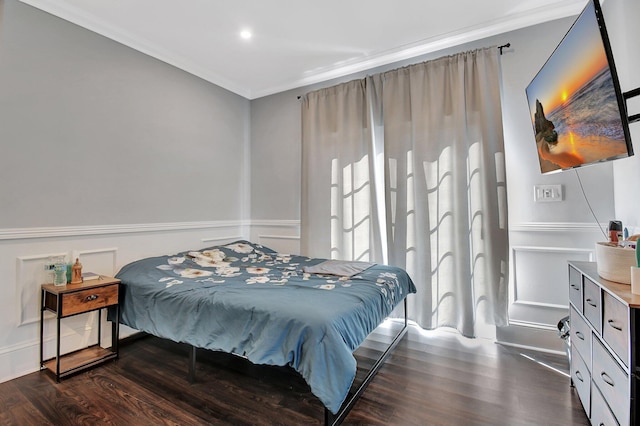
xmin=20 ymin=0 xmax=586 ymax=99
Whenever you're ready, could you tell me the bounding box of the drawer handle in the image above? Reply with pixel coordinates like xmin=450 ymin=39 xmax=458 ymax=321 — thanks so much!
xmin=85 ymin=294 xmax=99 ymax=302
xmin=575 ymin=370 xmax=584 ymax=383
xmin=575 ymin=331 xmax=585 ymax=341
xmin=600 ymin=372 xmax=615 ymax=387
xmin=607 ymin=319 xmax=623 ymax=331
xmin=585 ymin=298 xmax=597 ymax=308
xmin=570 ymin=284 xmax=580 ymax=290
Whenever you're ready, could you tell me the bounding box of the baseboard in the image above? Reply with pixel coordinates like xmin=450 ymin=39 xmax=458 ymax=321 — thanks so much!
xmin=496 ymin=322 xmax=565 ymax=354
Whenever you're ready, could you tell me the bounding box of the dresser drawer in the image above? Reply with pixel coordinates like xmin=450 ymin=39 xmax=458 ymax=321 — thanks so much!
xmin=569 ymin=266 xmax=582 ymax=312
xmin=60 ymin=284 xmax=119 ymax=317
xmin=570 ymin=305 xmax=591 ymax=366
xmin=591 ymin=383 xmax=619 ymax=426
xmin=583 ymin=277 xmax=601 ymax=333
xmin=593 ymin=337 xmax=629 ymax=426
xmin=571 ymin=345 xmax=591 ymax=415
xmin=602 ymin=291 xmax=629 ymax=367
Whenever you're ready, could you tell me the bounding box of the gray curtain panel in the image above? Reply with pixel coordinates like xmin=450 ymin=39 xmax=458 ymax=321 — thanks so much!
xmin=301 ymin=47 xmax=509 ymax=337
xmin=300 ymin=79 xmax=385 ymax=262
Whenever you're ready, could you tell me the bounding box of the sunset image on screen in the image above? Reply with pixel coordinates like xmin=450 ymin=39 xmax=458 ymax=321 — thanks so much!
xmin=525 ymin=1 xmax=628 ymax=173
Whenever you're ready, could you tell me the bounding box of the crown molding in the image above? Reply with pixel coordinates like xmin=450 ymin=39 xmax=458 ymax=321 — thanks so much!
xmin=252 ymin=1 xmax=586 ymax=99
xmin=18 ymin=0 xmax=252 ymax=98
xmin=19 ymin=0 xmax=585 ymax=100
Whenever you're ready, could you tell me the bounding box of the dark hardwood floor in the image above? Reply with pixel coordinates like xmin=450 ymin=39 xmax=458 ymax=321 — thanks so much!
xmin=0 ymin=323 xmax=589 ymax=425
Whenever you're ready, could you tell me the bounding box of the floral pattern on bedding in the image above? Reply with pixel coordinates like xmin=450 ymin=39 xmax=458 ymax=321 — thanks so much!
xmin=153 ymin=240 xmax=401 ymax=308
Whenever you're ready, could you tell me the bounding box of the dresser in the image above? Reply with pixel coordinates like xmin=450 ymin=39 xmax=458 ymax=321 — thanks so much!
xmin=568 ymin=261 xmax=639 ymax=425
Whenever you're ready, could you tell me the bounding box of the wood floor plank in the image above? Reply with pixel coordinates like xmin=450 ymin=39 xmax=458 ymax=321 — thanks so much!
xmin=0 ymin=325 xmax=589 ymax=425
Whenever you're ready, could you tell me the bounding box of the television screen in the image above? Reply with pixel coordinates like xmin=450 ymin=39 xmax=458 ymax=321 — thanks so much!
xmin=525 ymin=0 xmax=633 ymax=174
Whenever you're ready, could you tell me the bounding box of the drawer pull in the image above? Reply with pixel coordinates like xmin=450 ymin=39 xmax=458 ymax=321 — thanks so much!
xmin=570 ymin=284 xmax=580 ymax=290
xmin=585 ymin=298 xmax=597 ymax=308
xmin=85 ymin=294 xmax=99 ymax=302
xmin=607 ymin=319 xmax=623 ymax=331
xmin=575 ymin=331 xmax=585 ymax=341
xmin=575 ymin=370 xmax=584 ymax=382
xmin=600 ymin=372 xmax=615 ymax=387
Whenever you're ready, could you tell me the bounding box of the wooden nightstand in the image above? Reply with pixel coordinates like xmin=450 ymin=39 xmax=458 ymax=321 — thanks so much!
xmin=39 ymin=276 xmax=121 ymax=381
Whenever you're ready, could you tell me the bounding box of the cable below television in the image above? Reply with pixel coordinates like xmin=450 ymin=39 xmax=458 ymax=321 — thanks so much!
xmin=575 ymin=169 xmax=608 ymax=241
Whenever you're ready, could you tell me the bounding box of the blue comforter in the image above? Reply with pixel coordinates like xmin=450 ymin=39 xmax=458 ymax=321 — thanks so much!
xmin=114 ymin=241 xmax=416 ymax=413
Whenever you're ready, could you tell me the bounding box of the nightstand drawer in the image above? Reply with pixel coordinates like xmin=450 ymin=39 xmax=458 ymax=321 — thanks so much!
xmin=570 ymin=305 xmax=591 ymax=366
xmin=593 ymin=336 xmax=629 ymax=426
xmin=583 ymin=277 xmax=601 ymax=332
xmin=602 ymin=291 xmax=629 ymax=367
xmin=61 ymin=284 xmax=118 ymax=317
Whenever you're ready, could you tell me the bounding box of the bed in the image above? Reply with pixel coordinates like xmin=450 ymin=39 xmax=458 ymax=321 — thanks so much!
xmin=112 ymin=240 xmax=416 ymax=424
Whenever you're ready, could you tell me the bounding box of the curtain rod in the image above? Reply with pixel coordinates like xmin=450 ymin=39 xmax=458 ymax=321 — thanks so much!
xmin=498 ymin=43 xmax=511 ymax=55
xmin=297 ymin=43 xmax=512 ymax=99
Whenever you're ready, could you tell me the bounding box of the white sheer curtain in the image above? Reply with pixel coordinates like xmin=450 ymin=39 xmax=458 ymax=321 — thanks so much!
xmin=301 ymin=48 xmax=509 ymax=337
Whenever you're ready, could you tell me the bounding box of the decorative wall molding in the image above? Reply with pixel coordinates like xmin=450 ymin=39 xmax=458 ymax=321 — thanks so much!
xmin=0 ymin=220 xmax=244 ymax=241
xmin=510 ymin=222 xmax=606 ymax=233
xmin=72 ymin=247 xmax=118 ymax=277
xmin=511 ymin=300 xmax=567 ymax=311
xmin=250 ymin=220 xmax=301 ymax=228
xmin=511 ymin=244 xmax=595 ymax=257
xmin=258 ymin=234 xmax=301 ymax=241
xmin=509 ymin=245 xmax=593 ymax=331
xmin=16 ymin=252 xmax=67 ymax=326
xmin=201 ymin=235 xmax=244 ymax=244
xmin=507 ymin=319 xmax=558 ymax=332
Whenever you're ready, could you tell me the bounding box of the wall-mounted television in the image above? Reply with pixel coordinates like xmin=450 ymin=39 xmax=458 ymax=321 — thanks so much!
xmin=525 ymin=0 xmax=633 ymax=174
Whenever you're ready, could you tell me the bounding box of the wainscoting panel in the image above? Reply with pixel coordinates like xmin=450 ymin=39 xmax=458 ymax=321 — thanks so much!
xmin=72 ymin=247 xmax=118 ymax=277
xmin=258 ymin=234 xmax=301 ymax=254
xmin=250 ymin=220 xmax=301 ymax=254
xmin=0 ymin=220 xmax=244 ymax=383
xmin=201 ymin=235 xmax=244 ymax=245
xmin=509 ymin=245 xmax=593 ymax=327
xmin=16 ymin=251 xmax=68 ymax=327
xmin=498 ymin=222 xmax=602 ymax=353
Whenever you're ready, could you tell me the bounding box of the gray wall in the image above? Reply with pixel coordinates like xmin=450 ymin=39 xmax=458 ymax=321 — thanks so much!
xmin=250 ymin=91 xmax=301 ymax=220
xmin=0 ymin=0 xmax=250 ymax=228
xmin=609 ymin=0 xmax=640 ymax=232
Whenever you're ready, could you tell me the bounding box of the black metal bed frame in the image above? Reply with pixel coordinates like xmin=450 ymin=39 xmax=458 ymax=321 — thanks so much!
xmin=185 ymin=298 xmax=409 ymax=425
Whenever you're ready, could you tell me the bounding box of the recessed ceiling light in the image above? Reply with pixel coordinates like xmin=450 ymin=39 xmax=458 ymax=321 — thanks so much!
xmin=240 ymin=30 xmax=252 ymax=40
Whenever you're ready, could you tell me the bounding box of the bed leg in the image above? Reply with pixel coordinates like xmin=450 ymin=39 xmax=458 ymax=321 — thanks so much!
xmin=188 ymin=345 xmax=196 ymax=383
xmin=324 ymin=408 xmax=336 ymax=426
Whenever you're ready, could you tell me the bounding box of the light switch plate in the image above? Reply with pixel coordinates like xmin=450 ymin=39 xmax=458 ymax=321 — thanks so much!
xmin=534 ymin=184 xmax=563 ymax=202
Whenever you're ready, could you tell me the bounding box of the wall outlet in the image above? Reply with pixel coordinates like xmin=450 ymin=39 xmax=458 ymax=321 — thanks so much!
xmin=534 ymin=184 xmax=563 ymax=202
xmin=44 ymin=262 xmax=55 ymax=271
